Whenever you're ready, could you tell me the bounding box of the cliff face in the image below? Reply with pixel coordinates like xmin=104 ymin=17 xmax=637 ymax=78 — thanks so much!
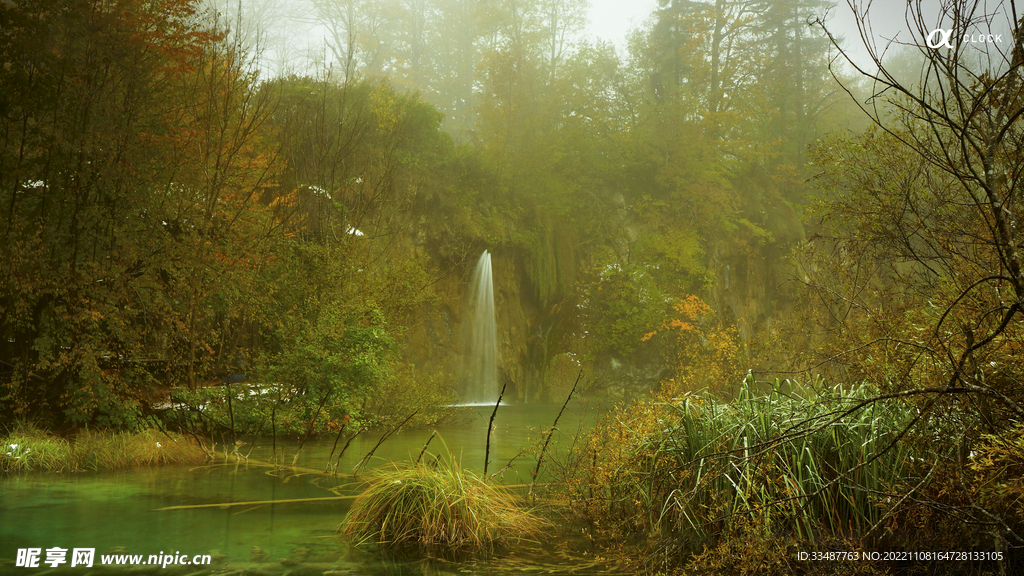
xmin=401 ymin=247 xmax=540 ymax=403
xmin=400 ymin=188 xmax=798 ymax=404
xmin=708 ymin=244 xmax=775 ymax=342
xmin=704 ymin=174 xmax=804 ymax=373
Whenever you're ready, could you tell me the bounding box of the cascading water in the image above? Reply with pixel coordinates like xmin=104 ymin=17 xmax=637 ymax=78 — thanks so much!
xmin=466 ymin=250 xmax=497 ymax=404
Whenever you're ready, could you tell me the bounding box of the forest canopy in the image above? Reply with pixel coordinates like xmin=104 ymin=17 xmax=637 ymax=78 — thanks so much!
xmin=1 ymin=0 xmax=848 ymax=428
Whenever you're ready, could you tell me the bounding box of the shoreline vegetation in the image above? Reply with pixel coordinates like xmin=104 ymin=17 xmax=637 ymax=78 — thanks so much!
xmin=3 ymin=377 xmax=1022 ymax=574
xmin=0 ymin=424 xmax=207 ymax=473
xmin=546 ymin=376 xmax=1024 ymax=575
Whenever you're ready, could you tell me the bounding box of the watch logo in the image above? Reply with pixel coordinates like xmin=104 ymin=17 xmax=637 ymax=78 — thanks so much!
xmin=926 ymin=28 xmax=1003 ymax=48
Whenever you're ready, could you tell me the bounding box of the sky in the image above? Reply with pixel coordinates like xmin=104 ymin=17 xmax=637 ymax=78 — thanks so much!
xmin=584 ymin=0 xmax=1016 ymax=66
xmin=587 ymin=0 xmax=658 ymax=52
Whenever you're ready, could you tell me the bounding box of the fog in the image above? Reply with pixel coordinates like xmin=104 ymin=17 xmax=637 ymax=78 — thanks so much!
xmin=2 ymin=0 xmax=1023 ymax=572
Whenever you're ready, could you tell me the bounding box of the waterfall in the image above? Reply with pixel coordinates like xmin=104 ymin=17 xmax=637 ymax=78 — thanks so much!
xmin=466 ymin=250 xmax=497 ymax=404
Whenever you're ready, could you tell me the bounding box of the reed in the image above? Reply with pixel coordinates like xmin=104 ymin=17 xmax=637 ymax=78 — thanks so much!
xmin=1 ymin=423 xmax=75 ymax=473
xmin=73 ymin=428 xmax=209 ymax=470
xmin=1 ymin=423 xmax=207 ymax=472
xmin=341 ymin=444 xmax=548 ymax=552
xmin=567 ymin=375 xmax=915 ymax=551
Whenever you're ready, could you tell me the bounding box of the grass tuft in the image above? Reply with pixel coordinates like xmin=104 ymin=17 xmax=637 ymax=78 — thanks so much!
xmin=341 ymin=448 xmax=548 ymax=553
xmin=1 ymin=424 xmax=75 ymax=473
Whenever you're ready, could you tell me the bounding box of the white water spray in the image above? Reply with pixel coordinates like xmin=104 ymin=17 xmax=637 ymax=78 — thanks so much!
xmin=466 ymin=250 xmax=497 ymax=404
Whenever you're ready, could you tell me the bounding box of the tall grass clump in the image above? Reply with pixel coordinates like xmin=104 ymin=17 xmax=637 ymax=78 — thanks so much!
xmin=1 ymin=423 xmax=207 ymax=472
xmin=1 ymin=423 xmax=75 ymax=472
xmin=71 ymin=428 xmax=208 ymax=470
xmin=341 ymin=447 xmax=548 ymax=553
xmin=561 ymin=375 xmax=916 ymax=565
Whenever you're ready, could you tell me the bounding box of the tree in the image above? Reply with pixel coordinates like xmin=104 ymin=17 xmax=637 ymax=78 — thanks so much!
xmin=815 ymin=0 xmax=1024 ymax=433
xmin=538 ymin=0 xmax=588 ymax=81
xmin=0 ymin=0 xmax=280 ymax=427
xmin=641 ymin=0 xmax=837 ymax=157
xmin=313 ymin=0 xmax=397 ymax=82
xmin=201 ymin=0 xmax=315 ymax=76
xmin=798 ymin=0 xmax=1024 ymax=553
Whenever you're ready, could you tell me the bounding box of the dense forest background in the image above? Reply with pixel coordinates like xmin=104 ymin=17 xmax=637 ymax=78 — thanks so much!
xmin=3 ymin=0 xmax=1024 ymax=570
xmin=1 ymin=0 xmax=1022 ymax=488
xmin=1 ymin=0 xmax=864 ymax=430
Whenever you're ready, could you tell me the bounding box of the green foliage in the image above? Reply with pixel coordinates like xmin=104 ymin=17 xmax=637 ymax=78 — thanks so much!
xmin=577 ymin=261 xmax=666 ymax=364
xmin=341 ymin=446 xmax=548 ymax=552
xmin=269 ymin=306 xmax=394 ymax=405
xmin=364 ymin=366 xmax=459 ymax=429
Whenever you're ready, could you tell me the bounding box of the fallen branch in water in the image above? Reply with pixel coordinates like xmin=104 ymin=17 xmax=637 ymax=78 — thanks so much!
xmin=154 ymin=495 xmax=359 ymax=511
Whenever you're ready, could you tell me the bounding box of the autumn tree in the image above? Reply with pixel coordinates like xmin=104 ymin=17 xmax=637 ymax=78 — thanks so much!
xmin=812 ymin=0 xmax=1024 ymax=435
xmin=791 ymin=0 xmax=1024 ymax=555
xmin=0 ymin=0 xmax=279 ymax=427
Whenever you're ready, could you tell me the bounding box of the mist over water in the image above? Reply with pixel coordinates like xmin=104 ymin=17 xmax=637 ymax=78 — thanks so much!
xmin=466 ymin=250 xmax=497 ymax=404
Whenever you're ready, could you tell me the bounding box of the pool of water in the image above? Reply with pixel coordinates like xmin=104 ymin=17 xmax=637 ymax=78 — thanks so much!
xmin=0 ymin=404 xmax=620 ymax=575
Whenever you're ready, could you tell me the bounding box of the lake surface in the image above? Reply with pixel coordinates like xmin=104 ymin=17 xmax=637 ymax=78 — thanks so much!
xmin=0 ymin=404 xmax=622 ymax=575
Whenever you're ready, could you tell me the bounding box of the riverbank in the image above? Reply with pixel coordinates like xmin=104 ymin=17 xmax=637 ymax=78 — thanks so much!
xmin=549 ymin=377 xmax=1021 ymax=576
xmin=1 ymin=424 xmax=207 ymax=473
xmin=0 ymin=423 xmax=621 ymax=576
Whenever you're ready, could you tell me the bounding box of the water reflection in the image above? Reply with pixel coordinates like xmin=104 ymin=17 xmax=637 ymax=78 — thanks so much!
xmin=0 ymin=405 xmax=618 ymax=575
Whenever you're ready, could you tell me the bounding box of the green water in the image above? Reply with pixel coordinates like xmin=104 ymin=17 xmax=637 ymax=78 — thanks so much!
xmin=1 ymin=404 xmax=620 ymax=575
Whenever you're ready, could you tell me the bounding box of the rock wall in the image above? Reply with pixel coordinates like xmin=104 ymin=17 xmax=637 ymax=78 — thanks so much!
xmin=401 ymin=247 xmax=542 ymax=403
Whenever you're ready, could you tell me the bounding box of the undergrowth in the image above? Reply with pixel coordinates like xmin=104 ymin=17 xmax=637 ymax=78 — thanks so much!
xmin=558 ymin=375 xmax=917 ymax=571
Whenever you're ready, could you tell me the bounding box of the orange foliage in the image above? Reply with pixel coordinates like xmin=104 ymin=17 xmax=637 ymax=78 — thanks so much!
xmin=646 ymin=295 xmax=740 ymax=395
